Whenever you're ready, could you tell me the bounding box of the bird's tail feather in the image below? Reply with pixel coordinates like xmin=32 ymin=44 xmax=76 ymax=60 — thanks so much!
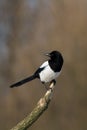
xmin=10 ymin=75 xmax=36 ymax=88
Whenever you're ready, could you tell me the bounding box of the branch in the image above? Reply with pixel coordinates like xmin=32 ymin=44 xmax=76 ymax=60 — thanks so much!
xmin=10 ymin=82 xmax=55 ymax=130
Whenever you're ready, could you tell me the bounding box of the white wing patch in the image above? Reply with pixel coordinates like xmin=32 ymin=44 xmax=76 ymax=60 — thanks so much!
xmin=40 ymin=61 xmax=48 ymax=68
xmin=39 ymin=61 xmax=61 ymax=83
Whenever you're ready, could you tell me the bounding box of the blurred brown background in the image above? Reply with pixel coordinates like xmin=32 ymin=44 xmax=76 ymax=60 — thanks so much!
xmin=0 ymin=0 xmax=87 ymax=130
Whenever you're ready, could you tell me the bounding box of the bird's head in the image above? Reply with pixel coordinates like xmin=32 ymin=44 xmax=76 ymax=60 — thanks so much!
xmin=45 ymin=50 xmax=64 ymax=66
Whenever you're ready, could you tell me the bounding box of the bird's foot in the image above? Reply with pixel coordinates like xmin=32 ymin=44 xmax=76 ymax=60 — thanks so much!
xmin=42 ymin=80 xmax=56 ymax=90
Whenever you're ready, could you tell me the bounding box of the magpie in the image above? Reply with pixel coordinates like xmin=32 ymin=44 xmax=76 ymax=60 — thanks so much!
xmin=10 ymin=50 xmax=64 ymax=88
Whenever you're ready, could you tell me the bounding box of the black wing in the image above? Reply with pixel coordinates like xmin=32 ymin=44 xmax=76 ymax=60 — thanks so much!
xmin=34 ymin=67 xmax=45 ymax=78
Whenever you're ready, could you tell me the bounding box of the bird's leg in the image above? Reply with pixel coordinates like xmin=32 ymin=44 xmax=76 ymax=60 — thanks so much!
xmin=42 ymin=80 xmax=56 ymax=90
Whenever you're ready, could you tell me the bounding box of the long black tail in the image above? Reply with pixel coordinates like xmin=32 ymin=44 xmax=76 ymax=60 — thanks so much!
xmin=10 ymin=75 xmax=37 ymax=88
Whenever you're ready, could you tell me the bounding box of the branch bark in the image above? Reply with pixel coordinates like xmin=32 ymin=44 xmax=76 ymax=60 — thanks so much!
xmin=10 ymin=82 xmax=55 ymax=130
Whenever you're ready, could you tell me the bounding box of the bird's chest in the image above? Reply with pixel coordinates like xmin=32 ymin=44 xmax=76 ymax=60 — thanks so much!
xmin=39 ymin=65 xmax=60 ymax=83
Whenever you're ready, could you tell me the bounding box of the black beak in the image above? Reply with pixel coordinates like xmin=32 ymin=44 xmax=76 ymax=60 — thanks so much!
xmin=45 ymin=53 xmax=51 ymax=57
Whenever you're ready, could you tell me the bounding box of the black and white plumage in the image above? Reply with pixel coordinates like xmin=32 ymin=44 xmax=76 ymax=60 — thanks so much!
xmin=10 ymin=51 xmax=64 ymax=88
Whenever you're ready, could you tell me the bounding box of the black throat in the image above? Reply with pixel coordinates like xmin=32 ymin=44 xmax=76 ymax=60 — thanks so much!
xmin=48 ymin=56 xmax=63 ymax=72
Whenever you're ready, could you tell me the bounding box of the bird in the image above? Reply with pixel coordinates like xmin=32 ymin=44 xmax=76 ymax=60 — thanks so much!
xmin=10 ymin=50 xmax=64 ymax=88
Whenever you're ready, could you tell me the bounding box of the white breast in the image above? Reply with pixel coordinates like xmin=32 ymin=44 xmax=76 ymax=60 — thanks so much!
xmin=39 ymin=61 xmax=61 ymax=83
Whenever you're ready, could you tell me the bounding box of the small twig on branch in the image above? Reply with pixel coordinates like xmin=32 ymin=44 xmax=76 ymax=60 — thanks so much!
xmin=10 ymin=82 xmax=55 ymax=130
